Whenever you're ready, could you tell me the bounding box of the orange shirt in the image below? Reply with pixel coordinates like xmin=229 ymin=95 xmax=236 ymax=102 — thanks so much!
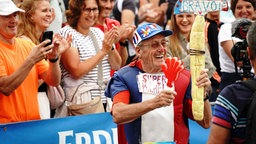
xmin=0 ymin=38 xmax=49 ymax=123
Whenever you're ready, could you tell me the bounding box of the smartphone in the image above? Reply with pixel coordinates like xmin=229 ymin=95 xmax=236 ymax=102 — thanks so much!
xmin=41 ymin=31 xmax=53 ymax=47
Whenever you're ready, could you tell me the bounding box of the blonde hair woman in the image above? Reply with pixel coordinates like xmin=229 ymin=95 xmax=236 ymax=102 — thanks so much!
xmin=17 ymin=0 xmax=71 ymax=119
xmin=17 ymin=0 xmax=54 ymax=44
xmin=167 ymin=1 xmax=216 ymax=78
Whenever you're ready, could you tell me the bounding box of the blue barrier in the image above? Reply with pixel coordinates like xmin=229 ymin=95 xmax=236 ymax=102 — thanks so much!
xmin=0 ymin=112 xmax=211 ymax=144
xmin=0 ymin=112 xmax=117 ymax=144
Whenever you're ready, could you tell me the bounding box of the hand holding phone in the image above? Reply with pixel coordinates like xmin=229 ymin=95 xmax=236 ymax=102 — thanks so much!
xmin=41 ymin=31 xmax=53 ymax=47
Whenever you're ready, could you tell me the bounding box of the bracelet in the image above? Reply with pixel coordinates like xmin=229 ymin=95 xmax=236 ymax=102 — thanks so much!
xmin=49 ymin=56 xmax=59 ymax=63
xmin=119 ymin=40 xmax=128 ymax=47
xmin=204 ymin=94 xmax=209 ymax=101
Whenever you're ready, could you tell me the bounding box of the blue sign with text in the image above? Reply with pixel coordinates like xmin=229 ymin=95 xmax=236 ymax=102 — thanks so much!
xmin=0 ymin=112 xmax=117 ymax=144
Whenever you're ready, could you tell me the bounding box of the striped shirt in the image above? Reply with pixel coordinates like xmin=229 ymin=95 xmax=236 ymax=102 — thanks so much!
xmin=59 ymin=25 xmax=111 ymax=103
xmin=212 ymin=81 xmax=255 ymax=143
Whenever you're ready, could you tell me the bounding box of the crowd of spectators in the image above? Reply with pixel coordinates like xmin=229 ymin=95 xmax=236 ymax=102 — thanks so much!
xmin=1 ymin=0 xmax=256 ymax=143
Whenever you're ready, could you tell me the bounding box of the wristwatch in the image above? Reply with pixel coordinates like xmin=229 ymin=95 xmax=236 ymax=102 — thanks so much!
xmin=119 ymin=40 xmax=128 ymax=47
xmin=49 ymin=56 xmax=59 ymax=63
xmin=204 ymin=94 xmax=209 ymax=101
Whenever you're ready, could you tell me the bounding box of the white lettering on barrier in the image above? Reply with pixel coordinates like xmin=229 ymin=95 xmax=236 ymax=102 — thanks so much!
xmin=76 ymin=132 xmax=91 ymax=144
xmin=59 ymin=130 xmax=74 ymax=144
xmin=111 ymin=128 xmax=118 ymax=144
xmin=93 ymin=130 xmax=111 ymax=144
xmin=58 ymin=128 xmax=118 ymax=144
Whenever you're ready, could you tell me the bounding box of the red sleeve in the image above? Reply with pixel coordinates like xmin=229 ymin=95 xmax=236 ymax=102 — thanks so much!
xmin=106 ymin=18 xmax=121 ymax=28
xmin=113 ymin=90 xmax=130 ymax=104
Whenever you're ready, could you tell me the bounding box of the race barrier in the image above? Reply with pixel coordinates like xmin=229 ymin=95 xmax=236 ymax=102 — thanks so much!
xmin=0 ymin=112 xmax=117 ymax=144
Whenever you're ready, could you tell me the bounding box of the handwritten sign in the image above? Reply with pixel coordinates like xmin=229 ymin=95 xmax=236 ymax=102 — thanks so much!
xmin=175 ymin=0 xmax=229 ymax=14
xmin=137 ymin=73 xmax=169 ymax=95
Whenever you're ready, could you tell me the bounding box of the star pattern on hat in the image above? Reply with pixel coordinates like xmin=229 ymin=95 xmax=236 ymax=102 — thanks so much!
xmin=139 ymin=24 xmax=158 ymax=38
xmin=140 ymin=27 xmax=150 ymax=38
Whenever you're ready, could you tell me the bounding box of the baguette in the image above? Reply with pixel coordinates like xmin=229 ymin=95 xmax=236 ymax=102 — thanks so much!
xmin=190 ymin=15 xmax=206 ymax=121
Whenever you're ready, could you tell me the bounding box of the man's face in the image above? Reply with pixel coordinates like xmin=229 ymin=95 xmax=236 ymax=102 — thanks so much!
xmin=98 ymin=0 xmax=115 ymax=18
xmin=138 ymin=34 xmax=168 ymax=73
xmin=0 ymin=13 xmax=18 ymax=40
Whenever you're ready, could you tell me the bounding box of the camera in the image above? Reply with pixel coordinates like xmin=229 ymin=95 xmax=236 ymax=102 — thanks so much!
xmin=231 ymin=18 xmax=253 ymax=78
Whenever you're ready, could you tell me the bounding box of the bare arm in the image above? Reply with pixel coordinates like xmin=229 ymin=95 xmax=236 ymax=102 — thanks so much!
xmin=150 ymin=0 xmax=159 ymax=6
xmin=120 ymin=9 xmax=138 ymax=62
xmin=116 ymin=24 xmax=136 ymax=66
xmin=221 ymin=40 xmax=235 ymax=61
xmin=121 ymin=9 xmax=135 ymax=25
xmin=41 ymin=58 xmax=61 ymax=86
xmin=138 ymin=0 xmax=166 ymax=26
xmin=0 ymin=59 xmax=37 ymax=96
xmin=196 ymin=100 xmax=212 ymax=128
xmin=61 ymin=46 xmax=108 ymax=79
xmin=117 ymin=44 xmax=128 ymax=67
xmin=0 ymin=40 xmax=55 ymax=95
xmin=41 ymin=34 xmax=71 ymax=86
xmin=61 ymin=28 xmax=121 ymax=79
xmin=108 ymin=49 xmax=121 ymax=70
xmin=207 ymin=124 xmax=231 ymax=144
xmin=105 ymin=28 xmax=122 ymax=70
xmin=140 ymin=0 xmax=159 ymax=7
xmin=112 ymin=90 xmax=176 ymax=124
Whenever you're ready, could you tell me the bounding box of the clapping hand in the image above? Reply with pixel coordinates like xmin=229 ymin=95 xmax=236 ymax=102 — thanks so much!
xmin=47 ymin=33 xmax=72 ymax=59
xmin=102 ymin=26 xmax=119 ymax=53
xmin=117 ymin=23 xmax=136 ymax=42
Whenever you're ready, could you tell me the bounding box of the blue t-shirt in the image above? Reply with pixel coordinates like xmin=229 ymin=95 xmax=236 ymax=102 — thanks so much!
xmin=212 ymin=79 xmax=255 ymax=143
